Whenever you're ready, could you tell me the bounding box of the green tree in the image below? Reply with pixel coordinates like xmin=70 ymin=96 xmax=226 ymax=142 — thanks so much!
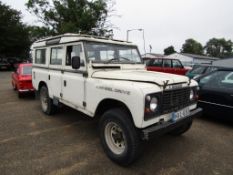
xmin=26 ymin=0 xmax=113 ymax=36
xmin=164 ymin=46 xmax=176 ymax=55
xmin=205 ymin=38 xmax=233 ymax=58
xmin=0 ymin=2 xmax=30 ymax=58
xmin=181 ymin=39 xmax=204 ymax=55
xmin=27 ymin=26 xmax=54 ymax=42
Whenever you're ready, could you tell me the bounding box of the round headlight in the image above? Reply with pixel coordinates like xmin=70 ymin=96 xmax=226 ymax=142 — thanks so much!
xmin=190 ymin=89 xmax=194 ymax=100
xmin=150 ymin=97 xmax=158 ymax=112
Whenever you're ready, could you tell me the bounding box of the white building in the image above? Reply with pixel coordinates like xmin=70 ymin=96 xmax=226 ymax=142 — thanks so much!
xmin=165 ymin=53 xmax=219 ymax=67
xmin=212 ymin=58 xmax=233 ymax=68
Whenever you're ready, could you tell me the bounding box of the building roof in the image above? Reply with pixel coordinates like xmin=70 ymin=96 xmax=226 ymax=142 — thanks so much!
xmin=212 ymin=57 xmax=233 ymax=68
xmin=180 ymin=53 xmax=219 ymax=60
xmin=142 ymin=53 xmax=164 ymax=58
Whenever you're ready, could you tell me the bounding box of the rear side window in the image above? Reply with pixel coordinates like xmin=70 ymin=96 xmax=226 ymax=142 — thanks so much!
xmin=22 ymin=66 xmax=32 ymax=75
xmin=163 ymin=59 xmax=172 ymax=68
xmin=35 ymin=49 xmax=46 ymax=64
xmin=51 ymin=47 xmax=63 ymax=65
xmin=147 ymin=59 xmax=162 ymax=66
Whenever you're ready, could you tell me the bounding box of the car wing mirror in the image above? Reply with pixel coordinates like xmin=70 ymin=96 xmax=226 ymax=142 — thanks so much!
xmin=71 ymin=56 xmax=81 ymax=69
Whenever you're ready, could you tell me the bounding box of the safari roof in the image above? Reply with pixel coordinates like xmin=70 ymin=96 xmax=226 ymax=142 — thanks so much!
xmin=32 ymin=33 xmax=137 ymax=48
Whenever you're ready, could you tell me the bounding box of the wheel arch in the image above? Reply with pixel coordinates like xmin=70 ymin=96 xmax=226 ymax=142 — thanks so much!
xmin=94 ymin=98 xmax=135 ymax=125
xmin=38 ymin=81 xmax=47 ymax=91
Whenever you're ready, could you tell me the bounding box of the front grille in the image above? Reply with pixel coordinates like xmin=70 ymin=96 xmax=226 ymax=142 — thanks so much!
xmin=161 ymin=88 xmax=190 ymax=113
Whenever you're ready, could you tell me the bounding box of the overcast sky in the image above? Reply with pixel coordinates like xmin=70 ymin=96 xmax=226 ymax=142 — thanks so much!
xmin=2 ymin=0 xmax=233 ymax=54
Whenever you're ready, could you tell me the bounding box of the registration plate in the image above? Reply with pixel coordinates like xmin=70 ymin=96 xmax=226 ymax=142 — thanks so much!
xmin=171 ymin=107 xmax=190 ymax=122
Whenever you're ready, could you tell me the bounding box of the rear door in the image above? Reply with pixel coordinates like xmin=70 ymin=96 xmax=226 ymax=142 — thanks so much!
xmin=162 ymin=59 xmax=173 ymax=74
xmin=146 ymin=59 xmax=163 ymax=72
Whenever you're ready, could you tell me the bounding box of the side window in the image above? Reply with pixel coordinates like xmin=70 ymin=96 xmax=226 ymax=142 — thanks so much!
xmin=152 ymin=59 xmax=163 ymax=67
xmin=201 ymin=71 xmax=233 ymax=89
xmin=66 ymin=45 xmax=83 ymax=66
xmin=221 ymin=72 xmax=233 ymax=88
xmin=50 ymin=47 xmax=63 ymax=65
xmin=163 ymin=59 xmax=172 ymax=68
xmin=172 ymin=60 xmax=183 ymax=68
xmin=35 ymin=49 xmax=46 ymax=64
xmin=147 ymin=59 xmax=162 ymax=66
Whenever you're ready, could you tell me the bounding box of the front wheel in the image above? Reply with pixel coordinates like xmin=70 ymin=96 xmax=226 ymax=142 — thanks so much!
xmin=99 ymin=108 xmax=141 ymax=166
xmin=40 ymin=86 xmax=56 ymax=115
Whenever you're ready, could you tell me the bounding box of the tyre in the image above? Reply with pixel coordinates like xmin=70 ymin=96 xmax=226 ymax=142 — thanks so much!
xmin=39 ymin=86 xmax=56 ymax=115
xmin=12 ymin=82 xmax=17 ymax=90
xmin=99 ymin=108 xmax=141 ymax=166
xmin=170 ymin=120 xmax=193 ymax=136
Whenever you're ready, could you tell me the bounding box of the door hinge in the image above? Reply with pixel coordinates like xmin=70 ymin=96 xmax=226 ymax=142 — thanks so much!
xmin=60 ymin=93 xmax=63 ymax=98
xmin=83 ymin=101 xmax=86 ymax=107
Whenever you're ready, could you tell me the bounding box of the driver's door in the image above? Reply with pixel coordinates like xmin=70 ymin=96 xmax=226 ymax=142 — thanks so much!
xmin=61 ymin=43 xmax=86 ymax=109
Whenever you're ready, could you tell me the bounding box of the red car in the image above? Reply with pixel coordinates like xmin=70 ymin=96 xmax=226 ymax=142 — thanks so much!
xmin=11 ymin=63 xmax=34 ymax=98
xmin=145 ymin=58 xmax=189 ymax=75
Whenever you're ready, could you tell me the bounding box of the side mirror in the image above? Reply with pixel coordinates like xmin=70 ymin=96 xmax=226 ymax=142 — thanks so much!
xmin=71 ymin=56 xmax=81 ymax=69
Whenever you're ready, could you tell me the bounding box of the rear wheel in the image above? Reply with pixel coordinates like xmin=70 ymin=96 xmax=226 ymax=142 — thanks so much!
xmin=170 ymin=120 xmax=193 ymax=136
xmin=99 ymin=108 xmax=141 ymax=166
xmin=12 ymin=82 xmax=17 ymax=90
xmin=40 ymin=86 xmax=56 ymax=115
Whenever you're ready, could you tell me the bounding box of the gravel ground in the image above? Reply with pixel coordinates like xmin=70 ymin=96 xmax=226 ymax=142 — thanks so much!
xmin=0 ymin=71 xmax=233 ymax=175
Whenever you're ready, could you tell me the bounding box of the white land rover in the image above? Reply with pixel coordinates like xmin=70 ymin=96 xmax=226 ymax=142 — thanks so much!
xmin=32 ymin=33 xmax=202 ymax=165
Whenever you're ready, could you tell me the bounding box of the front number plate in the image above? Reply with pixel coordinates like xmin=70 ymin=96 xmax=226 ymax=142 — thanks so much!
xmin=171 ymin=107 xmax=190 ymax=122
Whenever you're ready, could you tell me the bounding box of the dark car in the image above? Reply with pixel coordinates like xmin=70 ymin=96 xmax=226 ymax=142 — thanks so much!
xmin=197 ymin=68 xmax=233 ymax=118
xmin=6 ymin=57 xmax=23 ymax=70
xmin=186 ymin=64 xmax=218 ymax=79
xmin=0 ymin=58 xmax=11 ymax=70
xmin=145 ymin=58 xmax=189 ymax=75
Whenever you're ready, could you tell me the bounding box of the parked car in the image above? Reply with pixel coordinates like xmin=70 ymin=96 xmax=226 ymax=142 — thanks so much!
xmin=145 ymin=58 xmax=189 ymax=75
xmin=186 ymin=64 xmax=218 ymax=79
xmin=31 ymin=34 xmax=201 ymax=165
xmin=11 ymin=63 xmax=34 ymax=98
xmin=197 ymin=68 xmax=233 ymax=118
xmin=0 ymin=58 xmax=11 ymax=70
xmin=6 ymin=57 xmax=23 ymax=70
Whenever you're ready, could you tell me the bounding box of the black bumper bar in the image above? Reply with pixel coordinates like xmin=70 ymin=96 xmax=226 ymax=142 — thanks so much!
xmin=141 ymin=108 xmax=202 ymax=140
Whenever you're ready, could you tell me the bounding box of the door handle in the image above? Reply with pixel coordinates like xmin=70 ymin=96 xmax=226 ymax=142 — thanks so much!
xmin=64 ymin=80 xmax=67 ymax=87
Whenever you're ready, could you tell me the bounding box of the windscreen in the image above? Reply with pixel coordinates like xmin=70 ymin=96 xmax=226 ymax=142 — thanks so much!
xmin=84 ymin=42 xmax=142 ymax=64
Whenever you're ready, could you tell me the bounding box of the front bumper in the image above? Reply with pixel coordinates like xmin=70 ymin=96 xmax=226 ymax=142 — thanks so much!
xmin=141 ymin=108 xmax=202 ymax=140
